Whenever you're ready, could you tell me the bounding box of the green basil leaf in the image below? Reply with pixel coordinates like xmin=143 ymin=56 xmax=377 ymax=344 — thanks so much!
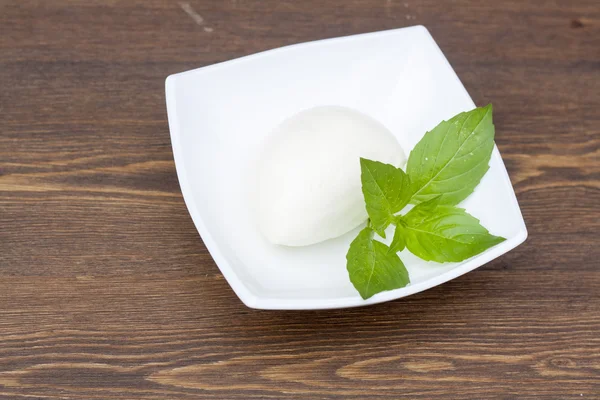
xmin=389 ymin=221 xmax=406 ymax=253
xmin=360 ymin=158 xmax=411 ymax=237
xmin=407 ymin=104 xmax=495 ymax=205
xmin=346 ymin=227 xmax=410 ymax=299
xmin=401 ymin=197 xmax=506 ymax=262
xmin=403 ymin=195 xmax=443 ymax=226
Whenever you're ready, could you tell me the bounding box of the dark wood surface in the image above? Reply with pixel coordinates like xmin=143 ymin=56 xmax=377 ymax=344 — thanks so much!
xmin=1 ymin=1 xmax=599 ymax=398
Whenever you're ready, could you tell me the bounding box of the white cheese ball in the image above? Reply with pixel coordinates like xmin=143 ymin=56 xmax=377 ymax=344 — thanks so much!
xmin=254 ymin=106 xmax=406 ymax=246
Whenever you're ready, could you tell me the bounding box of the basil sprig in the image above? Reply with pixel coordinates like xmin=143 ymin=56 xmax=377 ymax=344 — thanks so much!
xmin=346 ymin=105 xmax=505 ymax=299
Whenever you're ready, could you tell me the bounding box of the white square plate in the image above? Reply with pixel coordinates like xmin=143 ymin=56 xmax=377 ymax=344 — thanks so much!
xmin=165 ymin=26 xmax=527 ymax=310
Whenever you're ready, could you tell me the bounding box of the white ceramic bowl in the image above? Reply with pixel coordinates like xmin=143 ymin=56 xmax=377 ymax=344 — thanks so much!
xmin=165 ymin=26 xmax=527 ymax=310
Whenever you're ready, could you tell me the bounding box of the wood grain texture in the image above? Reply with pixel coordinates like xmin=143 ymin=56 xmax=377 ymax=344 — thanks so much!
xmin=1 ymin=0 xmax=599 ymax=398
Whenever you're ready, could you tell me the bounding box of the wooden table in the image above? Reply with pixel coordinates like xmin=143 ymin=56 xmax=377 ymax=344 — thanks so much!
xmin=1 ymin=1 xmax=599 ymax=398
